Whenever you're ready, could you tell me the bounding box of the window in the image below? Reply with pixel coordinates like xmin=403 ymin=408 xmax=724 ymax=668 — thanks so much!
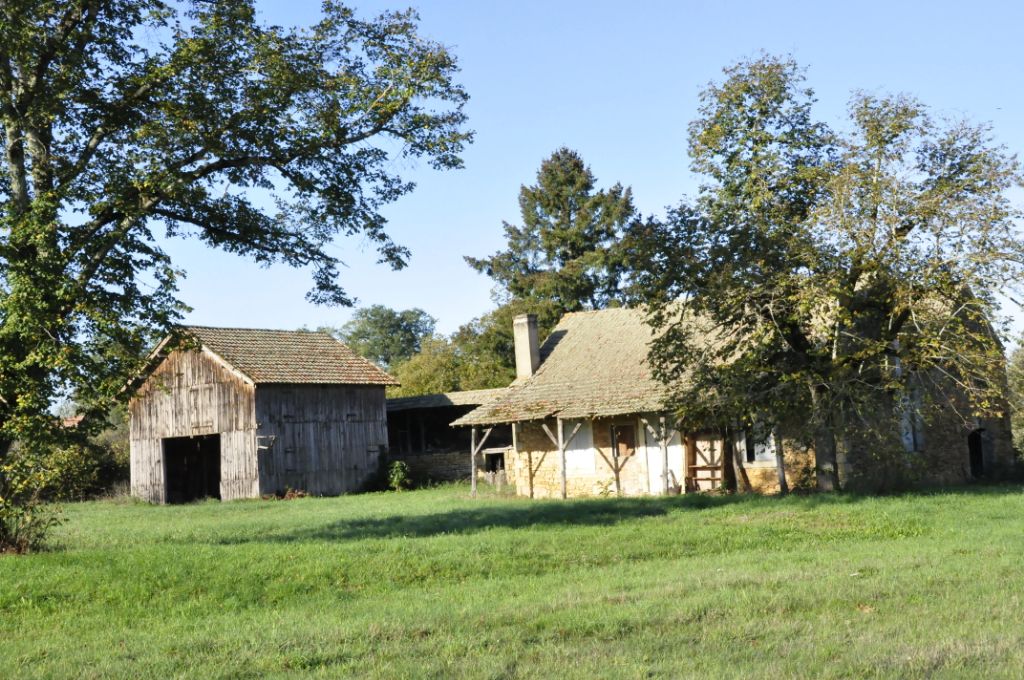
xmin=739 ymin=424 xmax=776 ymax=465
xmin=611 ymin=424 xmax=636 ymax=458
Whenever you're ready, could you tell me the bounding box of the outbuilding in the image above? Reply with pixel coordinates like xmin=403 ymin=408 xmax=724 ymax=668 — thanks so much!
xmin=129 ymin=326 xmax=397 ymax=503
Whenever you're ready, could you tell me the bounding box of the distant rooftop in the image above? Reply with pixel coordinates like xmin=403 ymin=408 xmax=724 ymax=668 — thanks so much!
xmin=386 ymin=388 xmax=508 ymax=412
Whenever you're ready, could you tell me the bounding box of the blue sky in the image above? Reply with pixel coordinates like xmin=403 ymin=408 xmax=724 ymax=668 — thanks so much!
xmin=168 ymin=0 xmax=1024 ymax=335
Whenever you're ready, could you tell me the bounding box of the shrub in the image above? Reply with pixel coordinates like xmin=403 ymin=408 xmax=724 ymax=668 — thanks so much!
xmin=387 ymin=460 xmax=412 ymax=491
xmin=0 ymin=453 xmax=62 ymax=553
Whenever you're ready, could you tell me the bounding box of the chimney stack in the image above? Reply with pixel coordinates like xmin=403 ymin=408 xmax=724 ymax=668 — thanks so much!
xmin=513 ymin=314 xmax=540 ymax=379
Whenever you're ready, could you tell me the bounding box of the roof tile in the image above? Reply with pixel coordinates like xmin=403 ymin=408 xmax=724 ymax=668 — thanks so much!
xmin=186 ymin=326 xmax=398 ymax=386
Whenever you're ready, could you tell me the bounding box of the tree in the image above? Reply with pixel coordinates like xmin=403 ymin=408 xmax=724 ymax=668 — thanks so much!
xmin=389 ymin=335 xmax=461 ymax=397
xmin=1008 ymin=346 xmax=1024 ymax=454
xmin=0 ymin=0 xmax=469 ymax=548
xmin=466 ymin=148 xmax=636 ymax=336
xmin=631 ymin=55 xmax=1022 ymax=490
xmin=386 ymin=308 xmax=519 ymax=398
xmin=329 ymin=305 xmax=436 ymax=370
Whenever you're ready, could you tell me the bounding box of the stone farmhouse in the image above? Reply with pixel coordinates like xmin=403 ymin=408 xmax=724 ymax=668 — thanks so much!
xmin=452 ymin=309 xmax=1015 ymax=498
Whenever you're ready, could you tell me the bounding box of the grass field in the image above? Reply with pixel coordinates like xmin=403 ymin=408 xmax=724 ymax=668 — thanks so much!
xmin=2 ymin=483 xmax=1024 ymax=678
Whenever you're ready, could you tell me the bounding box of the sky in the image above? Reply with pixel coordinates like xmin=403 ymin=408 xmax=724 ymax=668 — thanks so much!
xmin=167 ymin=0 xmax=1024 ymax=335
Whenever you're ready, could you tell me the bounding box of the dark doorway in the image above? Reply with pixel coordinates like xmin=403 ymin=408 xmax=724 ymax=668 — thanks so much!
xmin=163 ymin=434 xmax=221 ymax=503
xmin=968 ymin=429 xmax=985 ymax=478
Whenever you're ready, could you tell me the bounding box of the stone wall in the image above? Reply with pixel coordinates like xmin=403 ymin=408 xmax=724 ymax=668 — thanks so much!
xmin=507 ymin=418 xmax=659 ymax=498
xmin=390 ymin=449 xmax=470 ymax=482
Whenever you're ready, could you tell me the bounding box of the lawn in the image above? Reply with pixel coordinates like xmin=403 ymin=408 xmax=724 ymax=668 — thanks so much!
xmin=2 ymin=483 xmax=1024 ymax=678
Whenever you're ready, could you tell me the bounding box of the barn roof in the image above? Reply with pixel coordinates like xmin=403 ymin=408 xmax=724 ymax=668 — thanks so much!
xmin=184 ymin=326 xmax=399 ymax=386
xmin=452 ymin=307 xmax=676 ymax=426
xmin=386 ymin=388 xmax=508 ymax=413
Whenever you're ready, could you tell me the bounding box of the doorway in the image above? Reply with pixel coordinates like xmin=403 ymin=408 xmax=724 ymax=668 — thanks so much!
xmin=163 ymin=434 xmax=221 ymax=503
xmin=968 ymin=429 xmax=985 ymax=478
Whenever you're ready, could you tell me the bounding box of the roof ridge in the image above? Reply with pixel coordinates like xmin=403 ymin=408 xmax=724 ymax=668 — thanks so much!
xmin=185 ymin=325 xmax=329 ymax=334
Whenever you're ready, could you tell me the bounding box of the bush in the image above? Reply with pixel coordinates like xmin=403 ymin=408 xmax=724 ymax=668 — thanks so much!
xmin=387 ymin=460 xmax=412 ymax=492
xmin=0 ymin=454 xmax=62 ymax=553
xmin=39 ymin=442 xmax=129 ymax=501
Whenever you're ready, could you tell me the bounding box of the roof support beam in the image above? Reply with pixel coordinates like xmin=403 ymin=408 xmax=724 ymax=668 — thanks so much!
xmin=470 ymin=426 xmax=494 ymax=498
xmin=542 ymin=418 xmax=582 ymax=499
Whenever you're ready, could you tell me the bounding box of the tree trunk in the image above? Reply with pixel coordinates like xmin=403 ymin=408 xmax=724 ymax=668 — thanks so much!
xmin=722 ymin=428 xmax=737 ymax=493
xmin=772 ymin=427 xmax=789 ymax=495
xmin=810 ymin=387 xmax=841 ymax=491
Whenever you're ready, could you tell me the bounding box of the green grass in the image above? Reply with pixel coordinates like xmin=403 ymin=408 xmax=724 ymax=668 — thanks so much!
xmin=3 ymin=483 xmax=1024 ymax=678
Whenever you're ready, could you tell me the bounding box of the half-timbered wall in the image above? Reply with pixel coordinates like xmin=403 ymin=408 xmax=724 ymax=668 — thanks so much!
xmin=129 ymin=349 xmax=258 ymax=503
xmin=255 ymin=385 xmax=388 ymax=496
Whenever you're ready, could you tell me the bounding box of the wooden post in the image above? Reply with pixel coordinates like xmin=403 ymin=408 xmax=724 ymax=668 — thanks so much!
xmin=659 ymin=415 xmax=670 ymax=495
xmin=557 ymin=418 xmax=567 ymax=499
xmin=470 ymin=426 xmax=494 ymax=499
xmin=470 ymin=426 xmax=478 ymax=497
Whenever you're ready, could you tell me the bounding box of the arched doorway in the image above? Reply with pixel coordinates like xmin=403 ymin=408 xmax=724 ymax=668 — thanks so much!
xmin=968 ymin=429 xmax=985 ymax=478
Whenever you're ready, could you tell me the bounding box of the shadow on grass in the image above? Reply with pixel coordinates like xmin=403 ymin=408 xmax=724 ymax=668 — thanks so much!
xmin=205 ymin=484 xmax=1024 ymax=545
xmin=204 ymin=482 xmax=1024 ymax=546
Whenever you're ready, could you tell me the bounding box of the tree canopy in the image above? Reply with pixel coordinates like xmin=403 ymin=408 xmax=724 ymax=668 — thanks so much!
xmin=630 ymin=55 xmax=1023 ymax=490
xmin=0 ymin=0 xmax=470 ymax=548
xmin=329 ymin=305 xmax=436 ymax=370
xmin=0 ymin=0 xmax=470 ymax=451
xmin=466 ymin=147 xmax=636 ymax=336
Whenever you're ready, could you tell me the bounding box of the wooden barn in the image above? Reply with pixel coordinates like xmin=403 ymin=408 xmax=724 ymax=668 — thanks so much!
xmin=129 ymin=326 xmax=398 ymax=503
xmin=454 ymin=310 xmax=1015 ymax=498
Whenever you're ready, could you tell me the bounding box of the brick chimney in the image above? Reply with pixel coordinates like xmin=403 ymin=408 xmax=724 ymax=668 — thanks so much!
xmin=513 ymin=314 xmax=540 ymax=379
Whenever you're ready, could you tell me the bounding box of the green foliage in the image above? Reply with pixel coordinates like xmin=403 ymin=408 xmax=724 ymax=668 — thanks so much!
xmin=0 ymin=450 xmax=61 ymax=553
xmin=1008 ymin=346 xmax=1024 ymax=454
xmin=0 ymin=1 xmax=470 ymax=537
xmin=35 ymin=442 xmax=128 ymax=502
xmin=386 ymin=460 xmax=412 ymax=492
xmin=466 ymin=147 xmax=636 ymax=321
xmin=631 ymin=55 xmax=1023 ymax=489
xmin=327 ymin=305 xmax=436 ymax=370
xmin=389 ymin=336 xmax=463 ymax=397
xmin=3 ymin=485 xmax=1024 ymax=674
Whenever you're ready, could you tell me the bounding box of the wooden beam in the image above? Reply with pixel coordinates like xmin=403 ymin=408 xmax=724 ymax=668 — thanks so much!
xmin=470 ymin=426 xmax=477 ymax=497
xmin=558 ymin=418 xmax=566 ymax=499
xmin=540 ymin=422 xmax=559 ymax=448
xmin=469 ymin=426 xmax=494 ymax=499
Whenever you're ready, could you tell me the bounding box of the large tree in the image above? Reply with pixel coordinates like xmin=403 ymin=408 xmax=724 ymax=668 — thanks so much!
xmin=466 ymin=147 xmax=636 ymax=335
xmin=330 ymin=305 xmax=436 ymax=370
xmin=631 ymin=56 xmax=1022 ymax=490
xmin=0 ymin=0 xmax=469 ymax=545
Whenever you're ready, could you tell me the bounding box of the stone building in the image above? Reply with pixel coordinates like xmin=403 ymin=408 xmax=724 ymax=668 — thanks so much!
xmin=129 ymin=327 xmax=397 ymax=503
xmin=453 ymin=309 xmax=1015 ymax=498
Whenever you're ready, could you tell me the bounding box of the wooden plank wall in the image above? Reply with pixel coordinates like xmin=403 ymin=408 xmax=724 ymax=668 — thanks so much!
xmin=129 ymin=349 xmax=259 ymax=503
xmin=255 ymin=385 xmax=388 ymax=496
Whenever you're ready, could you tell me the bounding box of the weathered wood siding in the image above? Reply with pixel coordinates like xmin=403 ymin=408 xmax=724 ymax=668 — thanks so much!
xmin=255 ymin=385 xmax=388 ymax=496
xmin=129 ymin=349 xmax=259 ymax=503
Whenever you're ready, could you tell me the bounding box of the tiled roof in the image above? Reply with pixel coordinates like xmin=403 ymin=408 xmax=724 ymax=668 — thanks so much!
xmin=386 ymin=388 xmax=508 ymax=412
xmin=184 ymin=326 xmax=399 ymax=385
xmin=452 ymin=308 xmax=677 ymax=426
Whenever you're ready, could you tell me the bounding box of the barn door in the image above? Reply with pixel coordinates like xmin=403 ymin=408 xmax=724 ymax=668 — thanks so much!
xmin=690 ymin=435 xmax=723 ymax=491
